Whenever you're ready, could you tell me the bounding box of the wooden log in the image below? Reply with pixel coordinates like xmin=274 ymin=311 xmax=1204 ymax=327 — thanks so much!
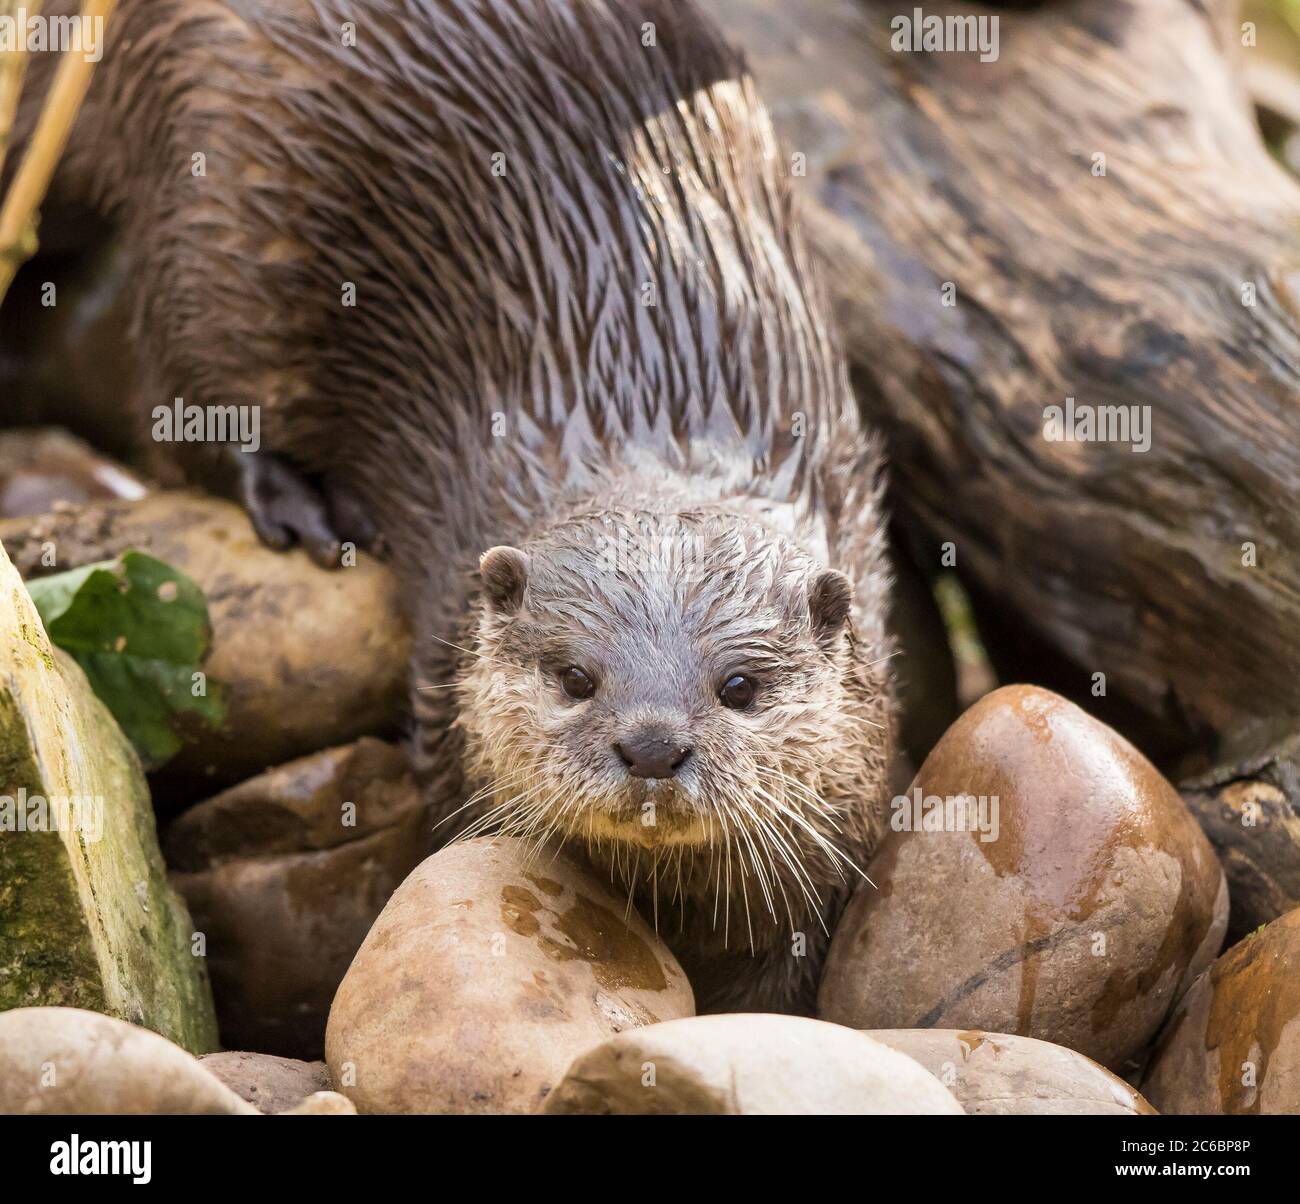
xmin=705 ymin=0 xmax=1300 ymax=927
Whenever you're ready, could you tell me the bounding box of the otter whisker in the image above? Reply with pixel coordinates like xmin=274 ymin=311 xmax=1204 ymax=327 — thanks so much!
xmin=759 ymin=769 xmax=868 ymax=873
xmin=517 ymin=787 xmax=577 ymax=870
xmin=751 ymin=772 xmax=874 ymax=890
xmin=452 ymin=780 xmax=553 ymax=844
xmin=717 ymin=799 xmax=756 ymax=952
xmin=749 ymin=788 xmax=825 ymax=912
xmin=435 ymin=767 xmax=544 ymax=834
xmin=749 ymin=799 xmax=820 ymax=929
xmin=755 ymin=765 xmax=860 ymax=852
xmin=672 ymin=845 xmax=687 ymax=933
xmin=755 ymin=802 xmax=834 ymax=936
xmin=754 ymin=774 xmax=842 ymax=847
xmin=512 ymin=783 xmax=564 ymax=844
xmin=509 ymin=772 xmax=583 ymax=859
xmin=754 ymin=766 xmax=848 ymax=836
xmin=709 ymin=801 xmax=735 ymax=945
xmin=750 ymin=814 xmax=799 ymax=931
xmin=526 ymin=783 xmax=584 ymax=861
xmin=623 ymin=846 xmax=643 ymax=927
xmin=454 ymin=802 xmax=542 ymax=846
xmin=729 ymin=794 xmax=783 ymax=923
xmin=728 ymin=798 xmax=776 ymax=909
xmin=768 ymin=798 xmax=863 ymax=884
xmin=649 ymin=851 xmax=659 ymax=935
xmin=426 ymin=632 xmax=485 ymax=661
xmin=860 ymin=650 xmax=903 ymax=670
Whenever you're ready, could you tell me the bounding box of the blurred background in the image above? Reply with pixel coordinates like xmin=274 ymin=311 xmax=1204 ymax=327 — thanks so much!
xmin=1249 ymin=1 xmax=1300 ymax=169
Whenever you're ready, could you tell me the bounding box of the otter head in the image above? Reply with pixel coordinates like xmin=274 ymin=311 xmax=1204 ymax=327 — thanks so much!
xmin=455 ymin=507 xmax=891 ymax=924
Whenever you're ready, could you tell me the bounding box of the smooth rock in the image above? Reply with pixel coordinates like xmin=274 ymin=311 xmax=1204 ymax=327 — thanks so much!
xmin=820 ymin=685 xmax=1228 ymax=1072
xmin=0 ymin=493 xmax=408 ymax=786
xmin=198 ymin=1051 xmax=331 ymax=1114
xmin=541 ymin=1014 xmax=964 ymax=1114
xmin=0 ymin=428 xmax=147 ymax=518
xmin=0 ymin=1008 xmax=254 ymax=1114
xmin=868 ymin=1029 xmax=1155 ymax=1115
xmin=1142 ymin=908 xmax=1300 ymax=1114
xmin=0 ymin=541 xmax=217 ymax=1052
xmin=281 ymin=1091 xmax=356 ymax=1115
xmin=164 ymin=737 xmax=425 ymax=867
xmin=167 ymin=739 xmax=429 ymax=1059
xmin=325 ymin=837 xmax=694 ymax=1114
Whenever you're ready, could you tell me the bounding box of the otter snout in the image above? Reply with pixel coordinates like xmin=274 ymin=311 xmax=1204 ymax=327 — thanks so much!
xmin=614 ymin=731 xmax=692 ymax=780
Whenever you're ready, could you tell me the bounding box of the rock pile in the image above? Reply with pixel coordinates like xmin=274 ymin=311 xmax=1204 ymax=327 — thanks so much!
xmin=5 ymin=465 xmax=1298 ymax=1115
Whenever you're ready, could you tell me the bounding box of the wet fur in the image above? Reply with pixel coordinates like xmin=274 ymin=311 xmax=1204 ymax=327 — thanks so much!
xmin=14 ymin=0 xmax=894 ymax=1011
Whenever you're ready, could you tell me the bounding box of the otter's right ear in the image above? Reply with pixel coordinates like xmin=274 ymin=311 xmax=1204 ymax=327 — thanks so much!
xmin=808 ymin=569 xmax=853 ymax=642
xmin=479 ymin=546 xmax=529 ymax=613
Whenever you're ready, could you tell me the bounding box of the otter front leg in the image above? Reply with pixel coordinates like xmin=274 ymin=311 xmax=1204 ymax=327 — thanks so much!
xmin=232 ymin=449 xmax=343 ymax=569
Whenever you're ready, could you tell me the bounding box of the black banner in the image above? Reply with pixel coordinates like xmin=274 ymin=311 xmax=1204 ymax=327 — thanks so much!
xmin=3 ymin=1114 xmax=1291 ymax=1190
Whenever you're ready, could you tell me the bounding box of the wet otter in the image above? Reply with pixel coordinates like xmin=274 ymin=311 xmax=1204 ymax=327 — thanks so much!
xmin=13 ymin=0 xmax=894 ymax=1011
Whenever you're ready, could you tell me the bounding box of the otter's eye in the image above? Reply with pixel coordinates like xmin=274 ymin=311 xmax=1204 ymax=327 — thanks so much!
xmin=719 ymin=674 xmax=756 ymax=710
xmin=560 ymin=666 xmax=596 ymax=700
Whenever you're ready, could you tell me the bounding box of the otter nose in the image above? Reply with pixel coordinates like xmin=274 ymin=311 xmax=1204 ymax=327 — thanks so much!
xmin=615 ymin=733 xmax=691 ymax=779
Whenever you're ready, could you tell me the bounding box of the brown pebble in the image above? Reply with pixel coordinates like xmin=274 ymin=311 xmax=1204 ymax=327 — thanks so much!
xmin=819 ymin=685 xmax=1227 ymax=1071
xmin=1143 ymin=908 xmax=1300 ymax=1114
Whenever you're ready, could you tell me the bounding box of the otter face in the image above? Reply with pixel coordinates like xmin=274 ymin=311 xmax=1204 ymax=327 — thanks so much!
xmin=455 ymin=511 xmax=888 ymax=919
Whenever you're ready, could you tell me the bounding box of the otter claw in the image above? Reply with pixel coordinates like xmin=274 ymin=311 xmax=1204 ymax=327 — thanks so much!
xmin=236 ymin=452 xmax=343 ymax=569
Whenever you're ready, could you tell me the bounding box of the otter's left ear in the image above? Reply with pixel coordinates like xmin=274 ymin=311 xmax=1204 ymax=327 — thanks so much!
xmin=808 ymin=569 xmax=853 ymax=641
xmin=480 ymin=545 xmax=529 ymax=613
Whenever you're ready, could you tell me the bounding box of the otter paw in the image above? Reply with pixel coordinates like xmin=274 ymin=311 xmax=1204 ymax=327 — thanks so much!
xmin=236 ymin=452 xmax=343 ymax=569
xmin=326 ymin=481 xmax=385 ymax=555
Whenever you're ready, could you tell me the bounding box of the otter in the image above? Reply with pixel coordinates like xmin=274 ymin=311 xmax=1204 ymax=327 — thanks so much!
xmin=11 ymin=0 xmax=894 ymax=1012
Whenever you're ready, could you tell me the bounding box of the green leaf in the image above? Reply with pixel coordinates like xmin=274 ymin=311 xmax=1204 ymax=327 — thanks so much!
xmin=25 ymin=552 xmax=226 ymax=770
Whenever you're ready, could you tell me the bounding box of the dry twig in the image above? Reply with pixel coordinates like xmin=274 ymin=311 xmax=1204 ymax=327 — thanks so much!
xmin=0 ymin=0 xmax=116 ymax=301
